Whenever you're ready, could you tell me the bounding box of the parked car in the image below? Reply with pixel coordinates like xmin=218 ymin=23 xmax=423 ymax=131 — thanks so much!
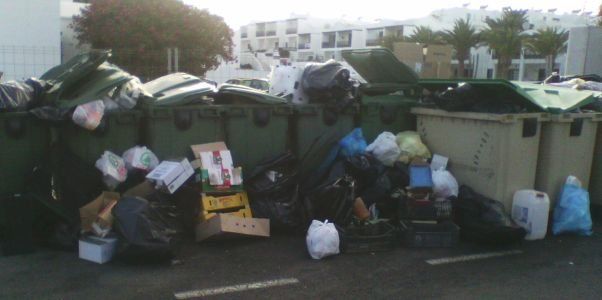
xmin=226 ymin=78 xmax=270 ymax=92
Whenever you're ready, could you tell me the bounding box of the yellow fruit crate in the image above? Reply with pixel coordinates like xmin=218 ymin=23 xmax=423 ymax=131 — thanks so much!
xmin=201 ymin=192 xmax=249 ymax=212
xmin=200 ymin=206 xmax=253 ymax=222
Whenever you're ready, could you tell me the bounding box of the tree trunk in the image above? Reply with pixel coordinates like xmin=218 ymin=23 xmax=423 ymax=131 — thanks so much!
xmin=457 ymin=56 xmax=466 ymax=78
xmin=546 ymin=54 xmax=556 ymax=75
xmin=496 ymin=56 xmax=511 ymax=79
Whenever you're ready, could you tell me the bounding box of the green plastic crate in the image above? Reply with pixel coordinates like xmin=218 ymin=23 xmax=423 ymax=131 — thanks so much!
xmin=60 ymin=111 xmax=142 ymax=164
xmin=143 ymin=106 xmax=223 ymax=160
xmin=293 ymin=104 xmax=358 ymax=159
xmin=360 ymin=95 xmax=416 ymax=143
xmin=0 ymin=112 xmax=50 ymax=196
xmin=222 ymin=105 xmax=293 ymax=172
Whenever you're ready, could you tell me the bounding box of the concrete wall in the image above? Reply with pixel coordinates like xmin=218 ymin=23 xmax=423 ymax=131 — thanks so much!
xmin=0 ymin=0 xmax=61 ymax=81
xmin=565 ymin=27 xmax=602 ymax=76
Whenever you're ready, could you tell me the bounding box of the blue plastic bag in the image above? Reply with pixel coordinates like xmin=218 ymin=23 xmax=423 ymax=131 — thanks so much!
xmin=339 ymin=128 xmax=367 ymax=158
xmin=552 ymin=182 xmax=593 ymax=236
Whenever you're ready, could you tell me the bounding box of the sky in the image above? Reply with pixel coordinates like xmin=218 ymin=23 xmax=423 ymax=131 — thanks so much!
xmin=183 ymin=0 xmax=600 ymax=29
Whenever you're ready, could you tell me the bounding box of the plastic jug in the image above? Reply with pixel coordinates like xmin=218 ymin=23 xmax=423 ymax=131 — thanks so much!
xmin=512 ymin=190 xmax=550 ymax=240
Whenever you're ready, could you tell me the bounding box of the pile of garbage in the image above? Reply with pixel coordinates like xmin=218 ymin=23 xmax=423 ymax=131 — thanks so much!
xmin=1 ymin=49 xmax=596 ymax=264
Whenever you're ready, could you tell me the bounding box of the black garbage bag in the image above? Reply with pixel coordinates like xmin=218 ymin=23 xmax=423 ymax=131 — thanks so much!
xmin=432 ymin=82 xmax=479 ymax=112
xmin=0 ymin=78 xmax=47 ymax=111
xmin=301 ymin=60 xmax=353 ymax=104
xmin=454 ymin=185 xmax=526 ymax=245
xmin=247 ymin=153 xmax=306 ymax=233
xmin=112 ymin=196 xmax=175 ymax=263
xmin=303 ymin=176 xmax=355 ymax=227
xmin=344 ymin=154 xmax=386 ymax=194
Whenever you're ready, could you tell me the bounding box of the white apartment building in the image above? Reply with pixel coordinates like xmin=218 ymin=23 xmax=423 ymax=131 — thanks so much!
xmin=239 ymin=17 xmax=406 ymax=70
xmin=238 ymin=7 xmax=598 ymax=80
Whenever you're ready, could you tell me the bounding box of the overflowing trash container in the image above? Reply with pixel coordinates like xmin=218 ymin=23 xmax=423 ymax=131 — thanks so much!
xmin=341 ymin=48 xmax=420 ymax=143
xmin=0 ymin=112 xmax=50 ymax=197
xmin=61 ymin=111 xmax=143 ymax=164
xmin=217 ymin=84 xmax=293 ymax=172
xmin=413 ymin=107 xmax=547 ymax=211
xmin=141 ymin=73 xmax=224 ymax=160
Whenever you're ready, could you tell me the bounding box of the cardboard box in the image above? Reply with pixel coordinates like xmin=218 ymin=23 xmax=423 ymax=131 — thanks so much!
xmin=424 ymin=44 xmax=453 ymax=63
xmin=392 ymin=42 xmax=453 ymax=79
xmin=191 ymin=142 xmax=228 ymax=159
xmin=78 ymin=235 xmax=118 ymax=264
xmin=195 ymin=214 xmax=270 ymax=242
xmin=79 ymin=192 xmax=120 ymax=234
xmin=201 ymin=169 xmax=244 ymax=193
xmin=146 ymin=158 xmax=194 ymax=194
xmin=202 ymin=192 xmax=248 ymax=212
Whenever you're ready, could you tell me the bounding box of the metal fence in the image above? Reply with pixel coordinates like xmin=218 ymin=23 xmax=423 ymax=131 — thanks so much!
xmin=0 ymin=46 xmax=267 ymax=84
xmin=0 ymin=45 xmax=60 ymax=81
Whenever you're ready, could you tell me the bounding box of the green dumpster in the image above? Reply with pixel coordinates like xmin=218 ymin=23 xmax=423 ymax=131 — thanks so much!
xmin=341 ymin=48 xmax=420 ymax=143
xmin=0 ymin=112 xmax=50 ymax=197
xmin=61 ymin=111 xmax=142 ymax=164
xmin=142 ymin=74 xmax=223 ymax=160
xmin=217 ymin=84 xmax=292 ymax=172
xmin=293 ymin=104 xmax=358 ymax=166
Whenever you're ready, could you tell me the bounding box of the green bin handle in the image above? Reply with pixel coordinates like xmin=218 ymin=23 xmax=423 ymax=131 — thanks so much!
xmin=225 ymin=107 xmax=247 ymax=117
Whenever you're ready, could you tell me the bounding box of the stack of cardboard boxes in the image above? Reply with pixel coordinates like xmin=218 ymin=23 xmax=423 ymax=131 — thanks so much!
xmin=393 ymin=42 xmax=453 ymax=79
xmin=190 ymin=142 xmax=270 ymax=242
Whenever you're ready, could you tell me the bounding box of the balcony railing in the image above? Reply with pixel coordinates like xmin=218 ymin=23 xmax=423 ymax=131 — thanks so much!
xmin=286 ymin=28 xmax=298 ymax=34
xmin=241 ymin=33 xmax=248 ymax=38
xmin=298 ymin=43 xmax=311 ymax=50
xmin=256 ymin=31 xmax=265 ymax=37
xmin=322 ymin=42 xmax=335 ymax=48
xmin=266 ymin=30 xmax=276 ymax=36
xmin=336 ymin=41 xmax=351 ymax=48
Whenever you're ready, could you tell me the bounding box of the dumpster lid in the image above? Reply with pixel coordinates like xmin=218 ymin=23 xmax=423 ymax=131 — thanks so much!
xmin=151 ymin=81 xmax=218 ymax=106
xmin=419 ymin=79 xmax=598 ymax=113
xmin=55 ymin=62 xmax=133 ymax=109
xmin=217 ymin=84 xmax=287 ymax=104
xmin=341 ymin=48 xmax=419 ymax=92
xmin=41 ymin=50 xmax=113 ymax=104
xmin=511 ymin=81 xmax=597 ymax=113
xmin=143 ymin=72 xmax=204 ymax=96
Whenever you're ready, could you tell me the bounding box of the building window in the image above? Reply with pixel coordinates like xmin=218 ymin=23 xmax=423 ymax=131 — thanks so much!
xmin=286 ymin=19 xmax=298 ymax=34
xmin=322 ymin=32 xmax=336 ymax=48
xmin=256 ymin=23 xmax=265 ymax=37
xmin=298 ymin=34 xmax=311 ymax=49
xmin=366 ymin=28 xmax=384 ymax=46
xmin=336 ymin=31 xmax=352 ymax=48
xmin=266 ymin=22 xmax=277 ymax=36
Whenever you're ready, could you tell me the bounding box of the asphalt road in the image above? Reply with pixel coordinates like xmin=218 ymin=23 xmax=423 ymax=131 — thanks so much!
xmin=1 ymin=224 xmax=602 ymax=299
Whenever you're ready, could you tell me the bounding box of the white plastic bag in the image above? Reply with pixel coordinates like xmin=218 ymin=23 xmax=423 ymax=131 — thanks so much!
xmin=306 ymin=220 xmax=340 ymax=260
xmin=366 ymin=132 xmax=401 ymax=166
xmin=72 ymin=100 xmax=105 ymax=130
xmin=95 ymin=151 xmax=127 ymax=189
xmin=396 ymin=131 xmax=431 ymax=163
xmin=122 ymin=146 xmax=159 ymax=172
xmin=432 ymin=169 xmax=459 ymax=198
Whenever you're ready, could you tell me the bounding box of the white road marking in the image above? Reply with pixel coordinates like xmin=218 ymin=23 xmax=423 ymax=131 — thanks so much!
xmin=174 ymin=278 xmax=300 ymax=299
xmin=426 ymin=250 xmax=523 ymax=266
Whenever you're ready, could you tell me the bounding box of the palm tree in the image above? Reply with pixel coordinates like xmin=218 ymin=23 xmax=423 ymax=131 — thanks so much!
xmin=441 ymin=18 xmax=480 ymax=78
xmin=525 ymin=27 xmax=568 ymax=75
xmin=481 ymin=9 xmax=528 ymax=79
xmin=407 ymin=26 xmax=442 ymax=45
xmin=598 ymin=4 xmax=602 ymax=26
